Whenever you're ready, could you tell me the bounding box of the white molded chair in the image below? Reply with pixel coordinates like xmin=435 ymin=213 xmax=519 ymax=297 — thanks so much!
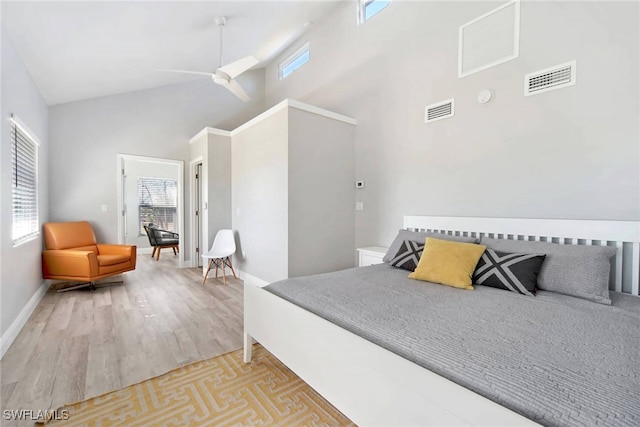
xmin=202 ymin=229 xmax=237 ymax=285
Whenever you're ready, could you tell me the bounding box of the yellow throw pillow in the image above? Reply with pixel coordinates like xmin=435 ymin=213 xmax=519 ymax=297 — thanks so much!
xmin=408 ymin=238 xmax=486 ymax=290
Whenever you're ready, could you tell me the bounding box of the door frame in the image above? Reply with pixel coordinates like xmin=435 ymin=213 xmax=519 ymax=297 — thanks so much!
xmin=189 ymin=156 xmax=205 ymax=269
xmin=116 ymin=154 xmax=185 ymax=268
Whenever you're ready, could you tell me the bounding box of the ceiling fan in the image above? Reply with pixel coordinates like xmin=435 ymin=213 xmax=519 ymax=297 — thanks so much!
xmin=159 ymin=17 xmax=258 ymax=102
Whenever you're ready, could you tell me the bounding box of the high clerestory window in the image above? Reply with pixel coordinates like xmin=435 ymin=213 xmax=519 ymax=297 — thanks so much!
xmin=10 ymin=115 xmax=39 ymax=246
xmin=279 ymin=42 xmax=310 ymax=80
xmin=358 ymin=0 xmax=391 ymax=24
xmin=138 ymin=177 xmax=177 ymax=235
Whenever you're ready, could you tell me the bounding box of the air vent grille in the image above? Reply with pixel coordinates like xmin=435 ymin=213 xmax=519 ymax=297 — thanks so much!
xmin=458 ymin=0 xmax=520 ymax=78
xmin=525 ymin=61 xmax=576 ymax=96
xmin=425 ymin=99 xmax=455 ymax=123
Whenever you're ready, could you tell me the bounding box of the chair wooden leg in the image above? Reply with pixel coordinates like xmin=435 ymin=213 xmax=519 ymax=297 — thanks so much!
xmin=215 ymin=259 xmax=219 ymax=278
xmin=156 ymin=247 xmax=161 ymax=260
xmin=222 ymin=262 xmax=227 ymax=285
xmin=203 ymin=259 xmax=213 ymax=285
xmin=151 ymin=247 xmax=156 ymax=258
xmin=172 ymin=247 xmax=177 ymax=255
xmin=226 ymin=257 xmax=237 ymax=280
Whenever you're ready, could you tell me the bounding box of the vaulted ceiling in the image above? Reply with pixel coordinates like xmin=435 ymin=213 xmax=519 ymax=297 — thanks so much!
xmin=2 ymin=0 xmax=342 ymax=105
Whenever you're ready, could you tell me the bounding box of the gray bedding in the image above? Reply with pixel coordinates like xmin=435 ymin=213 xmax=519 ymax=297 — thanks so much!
xmin=265 ymin=263 xmax=640 ymax=427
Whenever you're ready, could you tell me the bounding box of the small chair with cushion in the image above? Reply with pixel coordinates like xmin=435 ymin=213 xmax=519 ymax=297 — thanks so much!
xmin=42 ymin=221 xmax=136 ymax=292
xmin=144 ymin=224 xmax=179 ymax=260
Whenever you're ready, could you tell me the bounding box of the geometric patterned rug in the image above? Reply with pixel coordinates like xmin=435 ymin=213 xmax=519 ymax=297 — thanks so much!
xmin=42 ymin=345 xmax=355 ymax=426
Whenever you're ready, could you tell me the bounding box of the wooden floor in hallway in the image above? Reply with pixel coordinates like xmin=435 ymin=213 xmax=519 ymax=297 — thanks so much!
xmin=0 ymin=253 xmax=243 ymax=426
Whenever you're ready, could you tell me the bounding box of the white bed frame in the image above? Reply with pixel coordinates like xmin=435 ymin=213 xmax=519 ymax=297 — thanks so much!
xmin=244 ymin=216 xmax=640 ymax=426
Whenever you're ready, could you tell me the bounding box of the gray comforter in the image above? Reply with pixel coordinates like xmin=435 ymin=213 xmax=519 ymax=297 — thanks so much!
xmin=266 ymin=264 xmax=640 ymax=427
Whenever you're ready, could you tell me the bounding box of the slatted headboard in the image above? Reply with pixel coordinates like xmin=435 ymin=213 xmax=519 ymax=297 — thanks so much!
xmin=403 ymin=216 xmax=640 ymax=297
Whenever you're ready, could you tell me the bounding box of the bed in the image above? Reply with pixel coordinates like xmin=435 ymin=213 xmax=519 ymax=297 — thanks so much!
xmin=243 ymin=216 xmax=640 ymax=426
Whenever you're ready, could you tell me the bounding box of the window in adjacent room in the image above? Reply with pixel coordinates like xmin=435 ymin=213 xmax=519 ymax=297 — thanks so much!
xmin=10 ymin=116 xmax=39 ymax=246
xmin=138 ymin=177 xmax=177 ymax=234
xmin=358 ymin=0 xmax=390 ymax=24
xmin=279 ymin=42 xmax=310 ymax=80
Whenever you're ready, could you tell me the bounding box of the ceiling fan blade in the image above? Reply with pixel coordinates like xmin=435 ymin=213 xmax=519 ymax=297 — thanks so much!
xmin=224 ymin=79 xmax=250 ymax=102
xmin=218 ymin=55 xmax=259 ymax=79
xmin=157 ymin=69 xmax=213 ymax=77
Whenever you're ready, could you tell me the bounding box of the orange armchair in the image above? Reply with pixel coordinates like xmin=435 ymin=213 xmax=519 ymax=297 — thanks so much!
xmin=42 ymin=221 xmax=136 ymax=292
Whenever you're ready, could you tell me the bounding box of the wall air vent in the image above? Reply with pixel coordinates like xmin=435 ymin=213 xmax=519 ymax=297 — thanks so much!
xmin=525 ymin=60 xmax=576 ymax=96
xmin=458 ymin=0 xmax=520 ymax=78
xmin=425 ymin=98 xmax=455 ymax=123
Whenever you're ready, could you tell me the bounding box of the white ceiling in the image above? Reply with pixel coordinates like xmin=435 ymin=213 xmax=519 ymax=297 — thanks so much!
xmin=2 ymin=0 xmax=342 ymax=105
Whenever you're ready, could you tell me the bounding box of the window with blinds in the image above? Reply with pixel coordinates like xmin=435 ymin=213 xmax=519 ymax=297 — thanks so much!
xmin=138 ymin=177 xmax=177 ymax=235
xmin=10 ymin=117 xmax=39 ymax=245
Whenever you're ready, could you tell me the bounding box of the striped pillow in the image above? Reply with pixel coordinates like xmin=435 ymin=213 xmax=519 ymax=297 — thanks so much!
xmin=389 ymin=240 xmax=424 ymax=271
xmin=473 ymin=249 xmax=546 ymax=296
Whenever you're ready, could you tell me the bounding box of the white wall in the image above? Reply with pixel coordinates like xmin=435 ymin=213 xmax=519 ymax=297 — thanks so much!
xmin=49 ymin=70 xmax=265 ymax=262
xmin=232 ymin=108 xmax=290 ymax=283
xmin=265 ymin=0 xmax=640 ymax=249
xmin=288 ymin=108 xmax=355 ymax=277
xmin=0 ymin=29 xmax=49 ymax=341
xmin=231 ymin=102 xmax=356 ymax=284
xmin=206 ymin=134 xmax=232 ymax=250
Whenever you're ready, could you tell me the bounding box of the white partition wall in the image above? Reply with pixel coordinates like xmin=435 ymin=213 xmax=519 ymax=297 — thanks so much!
xmin=232 ymin=108 xmax=290 ymax=284
xmin=287 ymin=107 xmax=356 ymax=278
xmin=231 ymin=100 xmax=357 ymax=284
xmin=190 ymin=100 xmax=356 ymax=284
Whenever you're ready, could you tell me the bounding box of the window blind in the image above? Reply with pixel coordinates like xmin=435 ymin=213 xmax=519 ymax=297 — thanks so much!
xmin=11 ymin=117 xmax=39 ymax=245
xmin=138 ymin=177 xmax=177 ymax=234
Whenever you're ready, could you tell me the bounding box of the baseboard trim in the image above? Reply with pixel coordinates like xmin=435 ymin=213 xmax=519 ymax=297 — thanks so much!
xmin=238 ymin=270 xmax=270 ymax=288
xmin=0 ymin=280 xmax=50 ymax=359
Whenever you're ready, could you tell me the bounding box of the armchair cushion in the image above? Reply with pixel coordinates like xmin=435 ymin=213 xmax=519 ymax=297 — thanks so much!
xmin=157 ymin=237 xmax=179 ymax=245
xmin=74 ymin=245 xmax=99 ymax=254
xmin=147 ymin=225 xmax=179 ymax=247
xmin=97 ymin=255 xmax=131 ymax=267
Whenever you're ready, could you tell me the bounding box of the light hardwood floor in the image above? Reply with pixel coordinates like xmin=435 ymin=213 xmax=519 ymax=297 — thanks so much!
xmin=0 ymin=254 xmax=243 ymax=426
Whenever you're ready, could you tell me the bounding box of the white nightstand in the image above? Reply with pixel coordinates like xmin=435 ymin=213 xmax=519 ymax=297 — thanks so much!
xmin=357 ymin=246 xmax=388 ymax=267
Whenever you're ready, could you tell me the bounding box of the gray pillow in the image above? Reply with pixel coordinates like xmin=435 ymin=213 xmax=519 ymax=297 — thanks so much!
xmin=480 ymin=237 xmax=616 ymax=305
xmin=383 ymin=229 xmax=478 ymax=263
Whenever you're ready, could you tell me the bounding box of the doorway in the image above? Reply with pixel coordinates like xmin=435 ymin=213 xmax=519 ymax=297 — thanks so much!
xmin=195 ymin=162 xmax=203 ymax=268
xmin=116 ymin=154 xmax=184 ymax=268
xmin=190 ymin=158 xmax=205 ymax=269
